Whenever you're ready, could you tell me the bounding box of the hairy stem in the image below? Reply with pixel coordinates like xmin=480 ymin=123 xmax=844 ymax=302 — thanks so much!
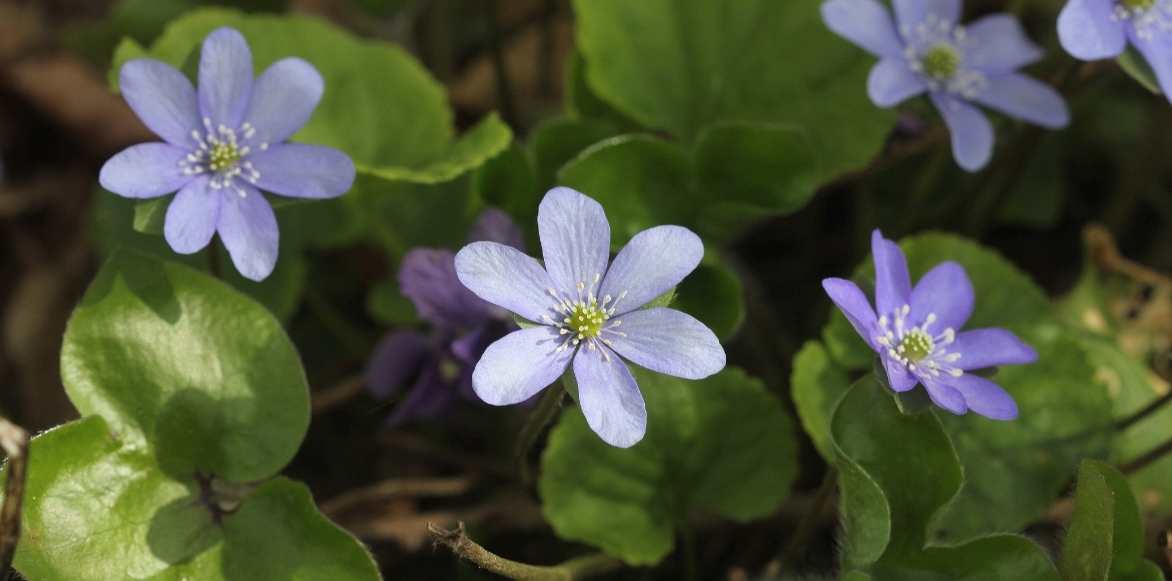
xmin=0 ymin=417 xmax=30 ymax=581
xmin=429 ymin=522 xmax=621 ymax=580
xmin=514 ymin=385 xmax=565 ymax=484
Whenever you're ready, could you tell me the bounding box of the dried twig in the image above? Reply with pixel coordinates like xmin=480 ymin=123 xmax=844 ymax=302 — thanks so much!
xmin=321 ymin=476 xmax=472 ymax=517
xmin=310 ymin=374 xmax=366 ymax=414
xmin=0 ymin=417 xmax=30 ymax=581
xmin=429 ymin=522 xmax=621 ymax=580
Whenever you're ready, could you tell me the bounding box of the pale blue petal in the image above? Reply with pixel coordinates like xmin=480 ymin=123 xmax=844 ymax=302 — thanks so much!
xmin=822 ymin=278 xmax=879 ymax=348
xmin=973 ymin=74 xmax=1070 ymax=129
xmin=199 ymin=27 xmax=253 ymax=128
xmin=909 ymin=261 xmax=973 ymax=331
xmin=821 ymin=0 xmax=906 ymax=59
xmin=366 ymin=330 xmax=429 ymax=400
xmin=164 ymin=176 xmax=219 ymax=254
xmin=249 ymin=143 xmax=355 ymax=199
xmin=216 ymin=185 xmax=278 ymax=282
xmin=603 ymin=308 xmax=725 ymax=380
xmin=538 ymin=187 xmax=611 ymax=295
xmin=884 ymin=359 xmax=919 ymax=392
xmin=923 ymin=379 xmax=968 ymax=414
xmin=455 ymin=241 xmax=557 ymax=324
xmin=99 ymin=143 xmax=192 ymax=198
xmin=872 ymin=229 xmax=912 ymax=316
xmin=573 ymin=347 xmax=646 ymax=448
xmin=931 ymin=93 xmax=994 ymax=172
xmin=941 ymin=373 xmax=1018 ymax=419
xmin=243 ymin=58 xmax=323 ymax=145
xmin=868 ymin=59 xmax=928 ymax=107
xmin=1058 ymin=0 xmax=1126 ymax=60
xmin=472 ymin=326 xmax=573 ymax=405
xmin=1128 ymin=27 xmax=1172 ymax=103
xmin=599 ymin=225 xmax=703 ymax=314
xmin=119 ymin=59 xmax=201 ymax=146
xmin=951 ymin=328 xmax=1037 ymax=370
xmin=965 ymin=14 xmax=1043 ymax=73
xmin=894 ymin=0 xmax=961 ymax=35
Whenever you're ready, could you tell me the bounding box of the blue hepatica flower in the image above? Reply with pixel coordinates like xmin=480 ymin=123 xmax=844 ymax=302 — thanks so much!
xmin=1059 ymin=0 xmax=1172 ymax=100
xmin=822 ymin=230 xmax=1038 ymax=420
xmin=99 ymin=27 xmax=355 ymax=281
xmin=821 ymin=0 xmax=1070 ymax=171
xmin=366 ymin=209 xmax=525 ymax=425
xmin=454 ymin=187 xmax=726 ymax=447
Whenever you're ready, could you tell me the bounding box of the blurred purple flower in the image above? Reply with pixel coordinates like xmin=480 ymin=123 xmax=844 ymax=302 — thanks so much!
xmin=821 ymin=0 xmax=1069 ymax=171
xmin=366 ymin=209 xmax=522 ymax=426
xmin=1059 ymin=0 xmax=1172 ymax=101
xmin=454 ymin=187 xmax=726 ymax=448
xmin=100 ymin=27 xmax=355 ymax=281
xmin=822 ymin=229 xmax=1037 ymax=420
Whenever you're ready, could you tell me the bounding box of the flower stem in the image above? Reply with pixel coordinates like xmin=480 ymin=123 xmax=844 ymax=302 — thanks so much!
xmin=0 ymin=417 xmax=30 ymax=581
xmin=429 ymin=522 xmax=621 ymax=580
xmin=514 ymin=385 xmax=565 ymax=485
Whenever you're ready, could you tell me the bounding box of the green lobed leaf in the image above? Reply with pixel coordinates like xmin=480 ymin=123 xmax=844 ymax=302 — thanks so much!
xmin=1061 ymin=460 xmax=1117 ymax=581
xmin=791 ymin=340 xmax=852 ymax=461
xmin=474 ymin=141 xmax=539 ymax=238
xmin=869 ymin=535 xmax=1060 ymax=581
xmin=539 ymin=367 xmax=797 ymax=565
xmin=572 ymin=0 xmax=895 ymax=181
xmin=530 ymin=115 xmax=622 ymax=192
xmin=674 ymin=260 xmax=745 ymax=340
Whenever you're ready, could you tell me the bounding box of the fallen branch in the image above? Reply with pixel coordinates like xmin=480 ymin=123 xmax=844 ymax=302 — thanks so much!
xmin=0 ymin=417 xmax=30 ymax=581
xmin=429 ymin=522 xmax=621 ymax=580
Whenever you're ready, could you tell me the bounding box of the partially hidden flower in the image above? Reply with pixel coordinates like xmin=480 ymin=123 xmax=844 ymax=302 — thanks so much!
xmin=100 ymin=27 xmax=355 ymax=281
xmin=821 ymin=0 xmax=1069 ymax=171
xmin=1059 ymin=0 xmax=1172 ymax=101
xmin=366 ymin=209 xmax=523 ymax=425
xmin=454 ymin=187 xmax=726 ymax=447
xmin=821 ymin=229 xmax=1037 ymax=420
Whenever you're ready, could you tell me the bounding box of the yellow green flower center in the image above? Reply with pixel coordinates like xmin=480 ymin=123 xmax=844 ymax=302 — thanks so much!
xmin=897 ymin=329 xmax=935 ymax=362
xmin=208 ymin=142 xmax=243 ymax=172
xmin=1121 ymin=0 xmax=1156 ymax=10
xmin=566 ymin=302 xmax=608 ymax=339
xmin=921 ymin=44 xmax=961 ymax=80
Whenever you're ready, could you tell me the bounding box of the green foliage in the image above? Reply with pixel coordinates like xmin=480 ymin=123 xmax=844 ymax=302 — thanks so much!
xmin=539 ymin=367 xmax=797 ymax=565
xmin=4 ymin=252 xmax=379 ymax=581
xmin=1060 ymin=460 xmax=1163 ymax=581
xmin=791 ymin=341 xmax=852 ymax=460
xmin=1118 ymin=47 xmax=1162 ymax=96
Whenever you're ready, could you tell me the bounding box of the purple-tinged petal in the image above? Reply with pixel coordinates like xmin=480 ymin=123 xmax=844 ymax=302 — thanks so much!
xmin=600 ymin=225 xmax=703 ymax=314
xmin=198 ymin=27 xmax=253 ymax=128
xmin=366 ymin=330 xmax=430 ymax=400
xmin=455 ymin=241 xmax=557 ymax=324
xmin=893 ymin=0 xmax=961 ymax=35
xmin=451 ymin=325 xmax=493 ymax=364
xmin=217 ymin=186 xmax=278 ymax=282
xmin=884 ymin=359 xmax=918 ymax=392
xmin=573 ymin=347 xmax=646 ymax=448
xmin=822 ymin=278 xmax=879 ymax=348
xmin=909 ymin=261 xmax=973 ymax=331
xmin=931 ymin=93 xmax=994 ymax=172
xmin=1058 ymin=0 xmax=1126 ymax=60
xmin=469 ymin=208 xmax=525 ymax=251
xmin=119 ymin=59 xmax=201 ymax=146
xmin=951 ymin=328 xmax=1037 ymax=370
xmin=386 ymin=365 xmax=459 ymax=426
xmin=100 ymin=143 xmax=192 ymax=199
xmin=965 ymin=14 xmax=1043 ymax=73
xmin=923 ymin=379 xmax=968 ymax=414
xmin=941 ymin=373 xmax=1018 ymax=419
xmin=400 ymin=248 xmax=492 ymax=328
xmin=868 ymin=59 xmax=928 ymax=107
xmin=821 ymin=0 xmax=907 ymax=59
xmin=972 ymin=74 xmax=1070 ymax=129
xmin=871 ymin=229 xmax=912 ymax=316
xmin=472 ymin=326 xmax=573 ymax=405
xmin=604 ymin=308 xmax=725 ymax=380
xmin=164 ymin=176 xmax=219 ymax=254
xmin=249 ymin=143 xmax=355 ymax=199
xmin=1128 ymin=29 xmax=1172 ymax=103
xmin=538 ymin=187 xmax=611 ymax=294
xmin=243 ymin=58 xmax=323 ymax=145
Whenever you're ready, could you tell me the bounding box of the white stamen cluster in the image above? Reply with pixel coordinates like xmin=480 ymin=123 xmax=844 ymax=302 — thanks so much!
xmin=541 ymin=273 xmax=628 ymax=361
xmin=902 ymin=13 xmax=988 ymax=99
xmin=1113 ymin=0 xmax=1172 ymax=41
xmin=874 ymin=305 xmax=964 ymax=379
xmin=178 ymin=117 xmax=269 ymax=197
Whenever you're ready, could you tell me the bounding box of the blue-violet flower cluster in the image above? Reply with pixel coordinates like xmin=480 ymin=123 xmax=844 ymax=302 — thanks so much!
xmin=1059 ymin=0 xmax=1172 ymax=101
xmin=100 ymin=27 xmax=355 ymax=281
xmin=822 ymin=230 xmax=1037 ymax=419
xmin=455 ymin=187 xmax=726 ymax=447
xmin=822 ymin=0 xmax=1070 ymax=171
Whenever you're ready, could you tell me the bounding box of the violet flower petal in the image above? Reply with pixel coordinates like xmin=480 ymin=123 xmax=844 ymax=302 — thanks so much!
xmin=471 ymin=326 xmax=573 ymax=405
xmin=923 ymin=379 xmax=969 ymax=415
xmin=119 ymin=59 xmax=201 ymax=146
xmin=400 ymin=248 xmax=492 ymax=328
xmin=249 ymin=143 xmax=355 ymax=199
xmin=868 ymin=59 xmax=928 ymax=107
xmin=573 ymin=348 xmax=646 ymax=448
xmin=469 ymin=208 xmax=525 ymax=251
xmin=822 ymin=278 xmax=880 ymax=349
xmin=951 ymin=328 xmax=1038 ymax=370
xmin=884 ymin=358 xmax=919 ymax=392
xmin=908 ymin=261 xmax=974 ymax=331
xmin=198 ymin=27 xmax=253 ymax=128
xmin=972 ymin=74 xmax=1070 ymax=129
xmin=1128 ymin=27 xmax=1172 ymax=100
xmin=821 ymin=0 xmax=906 ymax=59
xmin=386 ymin=364 xmax=459 ymax=426
xmin=1058 ymin=0 xmax=1126 ymax=60
xmin=243 ymin=58 xmax=324 ymax=145
xmin=366 ymin=330 xmax=430 ymax=400
xmin=164 ymin=176 xmax=220 ymax=254
xmin=942 ymin=373 xmax=1018 ymax=420
xmin=931 ymin=93 xmax=994 ymax=172
xmin=872 ymin=229 xmax=912 ymax=315
xmin=99 ymin=143 xmax=193 ymax=198
xmin=538 ymin=187 xmax=611 ymax=294
xmin=455 ymin=241 xmax=557 ymax=324
xmin=965 ymin=14 xmax=1044 ymax=73
xmin=893 ymin=0 xmax=961 ymax=34
xmin=604 ymin=307 xmax=725 ymax=380
xmin=600 ymin=225 xmax=703 ymax=315
xmin=217 ymin=186 xmax=278 ymax=282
